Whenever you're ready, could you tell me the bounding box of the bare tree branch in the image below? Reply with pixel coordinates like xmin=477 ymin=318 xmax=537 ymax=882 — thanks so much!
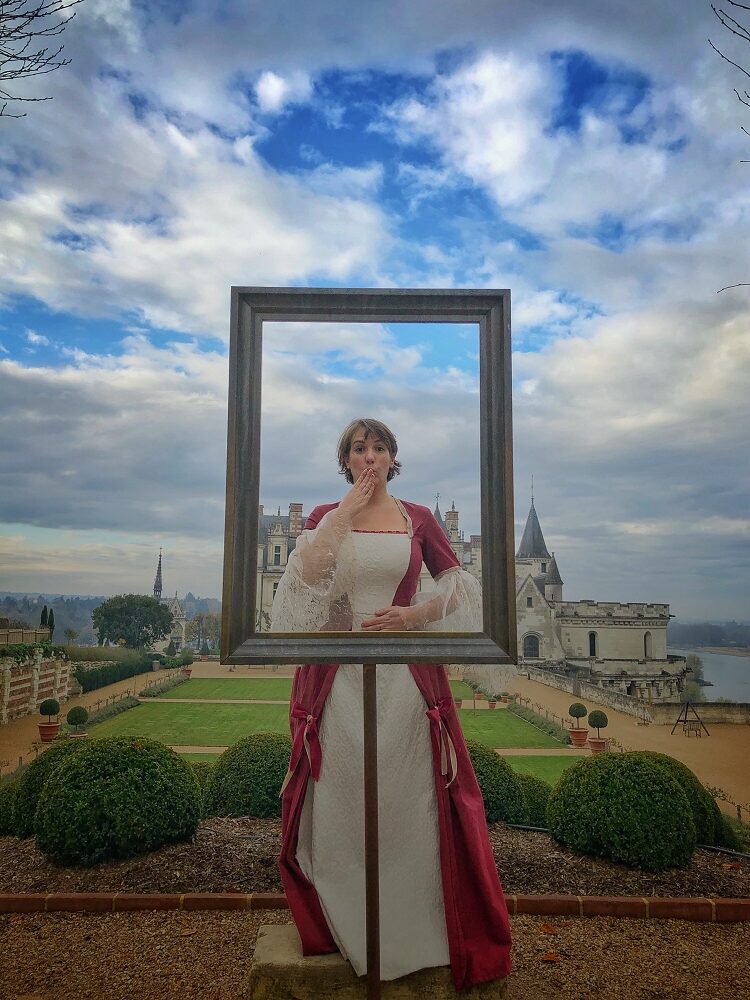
xmin=717 ymin=283 xmax=750 ymax=291
xmin=0 ymin=0 xmax=84 ymax=118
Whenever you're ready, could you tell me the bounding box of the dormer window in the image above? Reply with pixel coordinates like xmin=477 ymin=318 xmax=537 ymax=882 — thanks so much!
xmin=526 ymin=596 xmax=533 ymax=608
xmin=541 ymin=562 xmax=547 ymax=573
xmin=273 ymin=545 xmax=281 ymax=566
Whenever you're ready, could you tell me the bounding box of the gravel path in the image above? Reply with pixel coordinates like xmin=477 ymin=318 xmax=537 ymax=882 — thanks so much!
xmin=0 ymin=910 xmax=747 ymax=1000
xmin=1 ymin=818 xmax=748 ymax=898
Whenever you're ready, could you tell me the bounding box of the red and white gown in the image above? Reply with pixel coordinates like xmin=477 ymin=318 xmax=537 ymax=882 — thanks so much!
xmin=272 ymin=499 xmax=514 ymax=991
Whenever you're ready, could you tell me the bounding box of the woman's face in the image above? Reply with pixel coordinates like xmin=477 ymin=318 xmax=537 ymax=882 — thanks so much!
xmin=346 ymin=430 xmax=393 ymax=485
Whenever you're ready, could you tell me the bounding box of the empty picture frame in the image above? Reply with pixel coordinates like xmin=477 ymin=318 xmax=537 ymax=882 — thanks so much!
xmin=221 ymin=287 xmax=516 ymax=664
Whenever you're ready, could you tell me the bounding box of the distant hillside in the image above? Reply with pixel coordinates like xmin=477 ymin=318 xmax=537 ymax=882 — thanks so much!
xmin=668 ymin=620 xmax=750 ymax=650
xmin=1 ymin=591 xmax=222 ymax=645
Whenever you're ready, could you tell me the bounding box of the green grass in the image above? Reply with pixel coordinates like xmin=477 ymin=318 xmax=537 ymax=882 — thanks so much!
xmin=89 ymin=702 xmax=291 ymax=745
xmin=449 ymin=679 xmax=476 ymax=699
xmin=179 ymin=752 xmax=222 ymax=762
xmin=459 ymin=709 xmax=562 ymax=748
xmin=503 ymin=755 xmax=581 ymax=786
xmin=88 ymin=698 xmax=554 ymax=749
xmin=158 ymin=678 xmax=293 ymax=700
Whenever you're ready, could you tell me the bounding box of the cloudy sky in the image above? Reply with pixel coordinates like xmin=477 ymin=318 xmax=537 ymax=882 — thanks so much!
xmin=1 ymin=0 xmax=748 ymax=619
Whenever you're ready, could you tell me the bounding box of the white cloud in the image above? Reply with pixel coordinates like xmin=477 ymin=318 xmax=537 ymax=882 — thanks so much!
xmin=25 ymin=330 xmax=50 ymax=347
xmin=256 ymin=70 xmax=313 ymax=113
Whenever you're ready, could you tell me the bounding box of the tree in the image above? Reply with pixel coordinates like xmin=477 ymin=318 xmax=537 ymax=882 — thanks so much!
xmin=0 ymin=0 xmax=84 ymax=118
xmin=40 ymin=605 xmax=48 ymax=627
xmin=185 ymin=612 xmax=205 ymax=647
xmin=47 ymin=607 xmax=55 ymax=638
xmin=63 ymin=627 xmax=78 ymax=645
xmin=91 ymin=595 xmax=174 ymax=650
xmin=166 ymin=638 xmax=176 ymax=656
xmin=203 ymin=611 xmax=221 ymax=650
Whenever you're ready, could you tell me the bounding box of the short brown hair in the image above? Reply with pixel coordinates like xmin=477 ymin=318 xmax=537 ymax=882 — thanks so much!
xmin=337 ymin=418 xmax=402 ymax=484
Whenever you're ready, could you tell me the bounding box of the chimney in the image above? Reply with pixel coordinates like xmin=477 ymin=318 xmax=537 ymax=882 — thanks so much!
xmin=289 ymin=502 xmax=303 ymax=538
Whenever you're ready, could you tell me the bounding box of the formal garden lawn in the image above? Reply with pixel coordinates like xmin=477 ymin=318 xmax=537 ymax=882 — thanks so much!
xmin=502 ymin=755 xmax=580 ymax=786
xmin=449 ymin=679 xmax=476 ymax=699
xmin=159 ymin=678 xmax=293 ymax=700
xmin=90 ymin=700 xmax=561 ymax=748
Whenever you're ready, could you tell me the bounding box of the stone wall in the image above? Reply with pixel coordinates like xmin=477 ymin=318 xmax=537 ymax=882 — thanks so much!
xmin=0 ymin=653 xmax=72 ymax=724
xmin=646 ymin=702 xmax=750 ymax=725
xmin=523 ymin=665 xmax=654 ymax=723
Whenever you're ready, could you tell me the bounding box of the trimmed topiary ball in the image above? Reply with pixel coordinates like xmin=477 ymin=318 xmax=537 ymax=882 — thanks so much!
xmin=189 ymin=760 xmax=214 ymax=789
xmin=66 ymin=705 xmax=89 ymax=729
xmin=203 ymin=733 xmax=292 ymax=819
xmin=0 ymin=780 xmax=18 ymax=836
xmin=547 ymin=752 xmax=696 ymax=872
xmin=635 ymin=751 xmax=720 ymax=845
xmin=515 ymin=771 xmax=551 ymax=827
xmin=465 ymin=739 xmax=526 ymax=824
xmin=34 ymin=736 xmax=201 ymax=866
xmin=12 ymin=740 xmax=84 ymax=837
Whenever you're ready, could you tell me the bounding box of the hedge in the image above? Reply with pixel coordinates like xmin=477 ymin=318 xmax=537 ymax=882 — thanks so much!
xmin=12 ymin=740 xmax=85 ymax=837
xmin=203 ymin=733 xmax=292 ymax=819
xmin=465 ymin=739 xmax=526 ymax=824
xmin=515 ymin=771 xmax=552 ymax=827
xmin=34 ymin=737 xmax=201 ymax=866
xmin=547 ymin=753 xmax=696 ymax=871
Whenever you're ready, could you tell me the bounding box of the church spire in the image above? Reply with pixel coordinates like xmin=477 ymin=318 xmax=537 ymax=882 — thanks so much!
xmin=153 ymin=548 xmax=163 ymax=600
xmin=516 ymin=497 xmax=551 ymax=559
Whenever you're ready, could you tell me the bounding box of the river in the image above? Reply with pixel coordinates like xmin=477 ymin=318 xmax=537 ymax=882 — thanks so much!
xmin=669 ymin=648 xmax=750 ymax=703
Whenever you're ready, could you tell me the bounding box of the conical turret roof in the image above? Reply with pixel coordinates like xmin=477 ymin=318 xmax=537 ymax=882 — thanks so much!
xmin=546 ymin=552 xmax=563 ymax=586
xmin=516 ymin=500 xmax=551 ymax=559
xmin=433 ymin=500 xmax=447 ymax=536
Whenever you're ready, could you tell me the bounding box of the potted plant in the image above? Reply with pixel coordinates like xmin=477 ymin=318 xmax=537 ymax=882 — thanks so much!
xmin=66 ymin=705 xmax=90 ymax=739
xmin=500 ymin=691 xmax=510 ymax=704
xmin=38 ymin=698 xmax=61 ymax=742
xmin=587 ymin=710 xmax=609 ymax=753
xmin=453 ymin=696 xmax=463 ymax=709
xmin=487 ymin=692 xmax=497 ymax=709
xmin=568 ymin=702 xmax=589 ymax=747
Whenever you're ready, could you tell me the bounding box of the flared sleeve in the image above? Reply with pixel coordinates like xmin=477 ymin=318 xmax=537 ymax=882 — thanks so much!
xmin=270 ymin=505 xmax=356 ymax=633
xmin=410 ymin=507 xmax=517 ymax=692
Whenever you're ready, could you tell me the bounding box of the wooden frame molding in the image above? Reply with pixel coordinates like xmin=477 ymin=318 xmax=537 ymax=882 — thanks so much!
xmin=221 ymin=287 xmax=516 ymax=665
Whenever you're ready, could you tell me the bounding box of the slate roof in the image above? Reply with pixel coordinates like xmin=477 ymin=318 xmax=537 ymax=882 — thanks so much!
xmin=546 ymin=552 xmax=563 ymax=586
xmin=516 ymin=500 xmax=551 ymax=559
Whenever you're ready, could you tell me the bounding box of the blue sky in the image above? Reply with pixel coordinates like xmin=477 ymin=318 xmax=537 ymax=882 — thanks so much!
xmin=0 ymin=0 xmax=749 ymax=618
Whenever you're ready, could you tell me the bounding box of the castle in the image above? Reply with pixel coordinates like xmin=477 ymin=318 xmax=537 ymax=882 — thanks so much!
xmin=255 ymin=497 xmax=688 ymax=702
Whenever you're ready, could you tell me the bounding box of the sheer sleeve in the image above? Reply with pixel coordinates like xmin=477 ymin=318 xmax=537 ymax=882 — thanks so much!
xmin=270 ymin=507 xmax=356 ymax=633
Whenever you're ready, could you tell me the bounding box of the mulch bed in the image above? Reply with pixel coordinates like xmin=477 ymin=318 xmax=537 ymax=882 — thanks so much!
xmin=1 ymin=817 xmax=749 ymax=898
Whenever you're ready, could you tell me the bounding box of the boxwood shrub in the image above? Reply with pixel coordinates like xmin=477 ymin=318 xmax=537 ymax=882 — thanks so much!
xmin=34 ymin=736 xmax=201 ymax=866
xmin=12 ymin=739 xmax=85 ymax=837
xmin=0 ymin=780 xmax=18 ymax=836
xmin=203 ymin=733 xmax=292 ymax=819
xmin=465 ymin=739 xmax=526 ymax=824
xmin=634 ymin=751 xmax=726 ymax=846
xmin=515 ymin=771 xmax=551 ymax=827
xmin=547 ymin=752 xmax=696 ymax=871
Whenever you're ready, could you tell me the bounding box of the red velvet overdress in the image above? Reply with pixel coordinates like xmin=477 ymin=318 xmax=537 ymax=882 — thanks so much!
xmin=278 ymin=500 xmax=512 ymax=991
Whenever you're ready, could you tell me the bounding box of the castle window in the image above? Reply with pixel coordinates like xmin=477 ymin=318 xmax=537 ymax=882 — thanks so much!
xmin=523 ymin=634 xmax=540 ymax=658
xmin=272 ymin=582 xmax=279 ymax=600
xmin=644 ymin=631 xmax=652 ymax=658
xmin=273 ymin=545 xmax=281 ymax=566
xmin=588 ymin=631 xmax=598 ymax=657
xmin=541 ymin=562 xmax=547 ymax=573
xmin=526 ymin=596 xmax=533 ymax=608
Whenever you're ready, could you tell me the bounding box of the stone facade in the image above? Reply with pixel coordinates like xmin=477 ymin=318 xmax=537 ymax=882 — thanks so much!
xmin=150 ymin=550 xmax=187 ymax=651
xmin=253 ymin=495 xmax=687 ymax=703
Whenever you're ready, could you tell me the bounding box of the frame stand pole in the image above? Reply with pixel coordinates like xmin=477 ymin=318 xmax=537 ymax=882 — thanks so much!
xmin=362 ymin=663 xmax=381 ymax=1000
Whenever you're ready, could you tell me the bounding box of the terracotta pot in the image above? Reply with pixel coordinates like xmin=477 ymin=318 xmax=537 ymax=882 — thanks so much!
xmin=569 ymin=727 xmax=589 ymax=748
xmin=501 ymin=696 xmax=509 ymax=703
xmin=488 ymin=700 xmax=497 ymax=709
xmin=38 ymin=722 xmax=61 ymax=743
xmin=182 ymin=668 xmax=192 ymax=677
xmin=454 ymin=698 xmax=463 ymax=709
xmin=588 ymin=737 xmax=609 ymax=754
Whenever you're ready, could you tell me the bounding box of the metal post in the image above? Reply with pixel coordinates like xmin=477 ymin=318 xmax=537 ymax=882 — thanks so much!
xmin=362 ymin=663 xmax=381 ymax=1000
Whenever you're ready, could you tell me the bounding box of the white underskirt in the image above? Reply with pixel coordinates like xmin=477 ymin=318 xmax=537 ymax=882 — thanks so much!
xmin=295 ymin=662 xmax=450 ymax=979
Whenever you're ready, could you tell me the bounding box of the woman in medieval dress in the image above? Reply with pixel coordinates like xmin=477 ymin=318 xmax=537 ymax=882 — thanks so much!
xmin=271 ymin=417 xmax=513 ymax=992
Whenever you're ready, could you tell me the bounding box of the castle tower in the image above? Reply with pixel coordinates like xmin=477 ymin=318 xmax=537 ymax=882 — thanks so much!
xmin=288 ymin=502 xmax=303 ymax=538
xmin=444 ymin=500 xmax=460 ymax=542
xmin=153 ymin=548 xmax=163 ymax=600
xmin=544 ymin=552 xmax=564 ymax=603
